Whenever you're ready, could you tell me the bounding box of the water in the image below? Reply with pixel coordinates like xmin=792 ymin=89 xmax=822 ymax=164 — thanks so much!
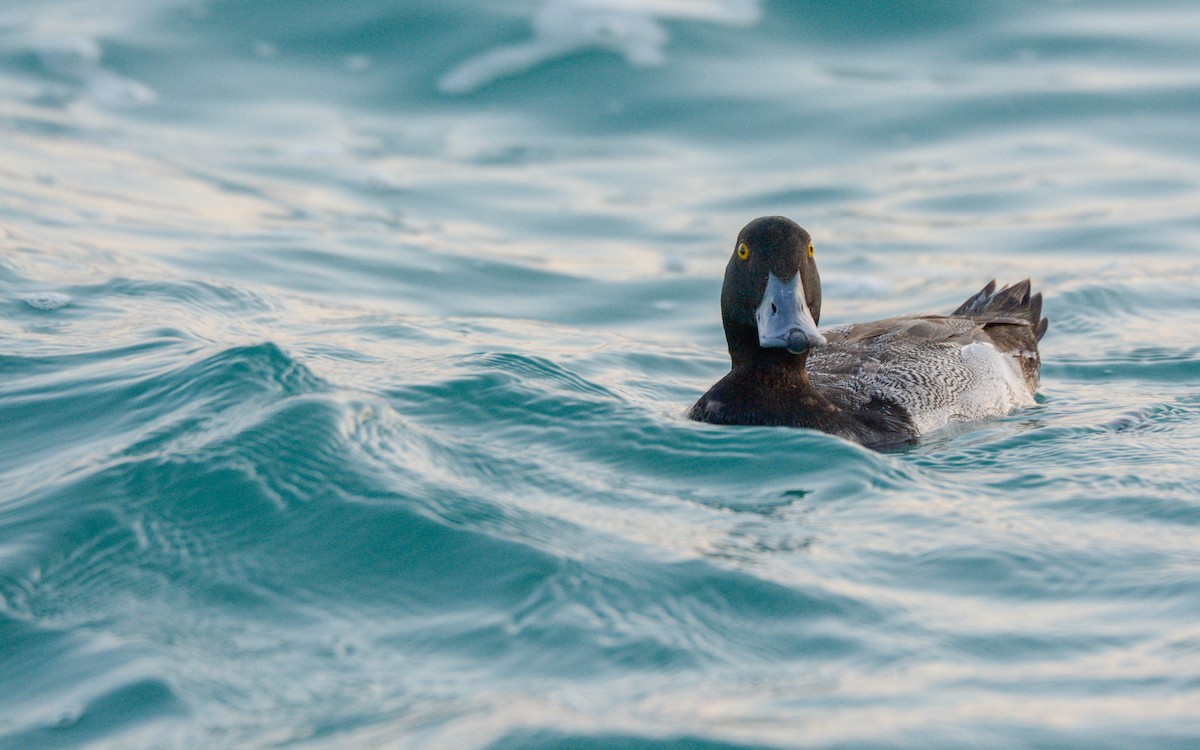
xmin=2 ymin=1 xmax=1200 ymax=747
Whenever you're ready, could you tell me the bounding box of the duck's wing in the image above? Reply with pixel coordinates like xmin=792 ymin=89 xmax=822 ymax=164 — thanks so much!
xmin=809 ymin=311 xmax=1041 ymax=437
xmin=810 ymin=316 xmax=978 ymax=404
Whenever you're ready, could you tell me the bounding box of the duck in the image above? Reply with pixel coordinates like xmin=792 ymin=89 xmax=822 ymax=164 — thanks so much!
xmin=687 ymin=216 xmax=1048 ymax=448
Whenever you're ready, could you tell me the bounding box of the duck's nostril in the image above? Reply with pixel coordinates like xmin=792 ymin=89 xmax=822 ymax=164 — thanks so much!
xmin=771 ymin=303 xmax=778 ymax=315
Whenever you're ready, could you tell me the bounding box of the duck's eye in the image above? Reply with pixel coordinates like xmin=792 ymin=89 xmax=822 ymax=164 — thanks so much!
xmin=737 ymin=242 xmax=750 ymax=261
xmin=807 ymin=242 xmax=815 ymax=259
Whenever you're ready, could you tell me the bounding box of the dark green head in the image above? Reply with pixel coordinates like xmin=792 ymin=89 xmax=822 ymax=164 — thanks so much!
xmin=720 ymin=216 xmax=825 ymax=367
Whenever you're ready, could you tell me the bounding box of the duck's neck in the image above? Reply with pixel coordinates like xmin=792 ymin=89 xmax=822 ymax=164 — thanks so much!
xmin=726 ymin=324 xmax=812 ymax=384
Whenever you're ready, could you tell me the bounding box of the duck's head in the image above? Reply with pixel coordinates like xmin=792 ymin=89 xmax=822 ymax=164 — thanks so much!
xmin=720 ymin=216 xmax=826 ymax=365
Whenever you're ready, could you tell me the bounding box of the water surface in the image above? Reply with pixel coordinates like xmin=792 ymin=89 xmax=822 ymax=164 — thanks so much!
xmin=2 ymin=1 xmax=1200 ymax=748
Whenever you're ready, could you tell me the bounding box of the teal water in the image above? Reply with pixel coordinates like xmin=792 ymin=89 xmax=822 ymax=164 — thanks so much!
xmin=3 ymin=1 xmax=1200 ymax=747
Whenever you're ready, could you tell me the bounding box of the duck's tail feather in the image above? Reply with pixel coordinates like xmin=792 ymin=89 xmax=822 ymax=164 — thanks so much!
xmin=952 ymin=279 xmax=1049 ymax=341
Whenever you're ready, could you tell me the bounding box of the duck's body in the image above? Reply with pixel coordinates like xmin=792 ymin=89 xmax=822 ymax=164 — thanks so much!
xmin=688 ymin=217 xmax=1048 ymax=448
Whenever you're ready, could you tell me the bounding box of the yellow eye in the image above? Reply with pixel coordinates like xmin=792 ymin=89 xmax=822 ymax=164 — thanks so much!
xmin=737 ymin=242 xmax=750 ymax=261
xmin=807 ymin=243 xmax=815 ymax=258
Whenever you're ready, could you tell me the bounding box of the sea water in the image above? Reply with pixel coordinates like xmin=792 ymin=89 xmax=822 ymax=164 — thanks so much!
xmin=2 ymin=1 xmax=1199 ymax=748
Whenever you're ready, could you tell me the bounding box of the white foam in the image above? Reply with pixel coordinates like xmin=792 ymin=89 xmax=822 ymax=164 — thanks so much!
xmin=81 ymin=69 xmax=157 ymax=107
xmin=438 ymin=0 xmax=761 ymax=94
xmin=23 ymin=292 xmax=71 ymax=311
xmin=34 ymin=34 xmax=156 ymax=108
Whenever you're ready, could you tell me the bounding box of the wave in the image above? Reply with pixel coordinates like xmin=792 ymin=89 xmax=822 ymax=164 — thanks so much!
xmin=438 ymin=0 xmax=761 ymax=94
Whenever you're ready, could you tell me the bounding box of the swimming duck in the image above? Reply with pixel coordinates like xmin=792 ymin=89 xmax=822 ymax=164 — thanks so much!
xmin=687 ymin=216 xmax=1048 ymax=448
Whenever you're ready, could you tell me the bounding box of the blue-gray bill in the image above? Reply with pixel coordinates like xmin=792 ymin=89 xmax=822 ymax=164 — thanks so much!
xmin=755 ymin=272 xmax=827 ymax=354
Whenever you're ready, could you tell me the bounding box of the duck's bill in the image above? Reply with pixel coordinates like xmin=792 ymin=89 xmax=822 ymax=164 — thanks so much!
xmin=756 ymin=272 xmax=827 ymax=354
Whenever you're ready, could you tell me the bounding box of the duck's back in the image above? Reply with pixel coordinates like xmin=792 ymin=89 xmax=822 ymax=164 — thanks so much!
xmin=810 ymin=280 xmax=1047 ymax=439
